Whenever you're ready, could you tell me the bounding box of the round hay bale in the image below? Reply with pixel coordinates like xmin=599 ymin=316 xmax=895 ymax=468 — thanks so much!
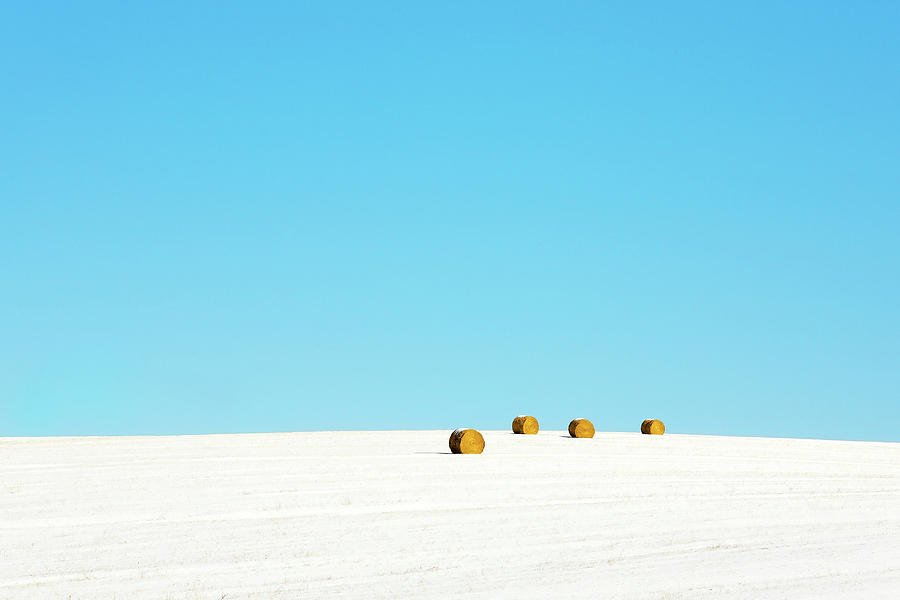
xmin=449 ymin=428 xmax=485 ymax=454
xmin=512 ymin=415 xmax=539 ymax=435
xmin=568 ymin=418 xmax=595 ymax=438
xmin=641 ymin=419 xmax=665 ymax=435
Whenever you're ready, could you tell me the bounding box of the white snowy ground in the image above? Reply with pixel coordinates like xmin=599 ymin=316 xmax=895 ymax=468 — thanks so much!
xmin=1 ymin=431 xmax=899 ymax=599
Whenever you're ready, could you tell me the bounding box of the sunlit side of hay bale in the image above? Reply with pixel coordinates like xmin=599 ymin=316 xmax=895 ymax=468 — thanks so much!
xmin=568 ymin=418 xmax=595 ymax=438
xmin=641 ymin=419 xmax=665 ymax=435
xmin=512 ymin=415 xmax=539 ymax=434
xmin=449 ymin=428 xmax=485 ymax=454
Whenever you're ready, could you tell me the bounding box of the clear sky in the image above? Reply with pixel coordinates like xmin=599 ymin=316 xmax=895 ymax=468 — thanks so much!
xmin=2 ymin=2 xmax=898 ymax=440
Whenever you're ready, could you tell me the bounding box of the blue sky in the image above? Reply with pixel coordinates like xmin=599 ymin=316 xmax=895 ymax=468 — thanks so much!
xmin=2 ymin=2 xmax=898 ymax=440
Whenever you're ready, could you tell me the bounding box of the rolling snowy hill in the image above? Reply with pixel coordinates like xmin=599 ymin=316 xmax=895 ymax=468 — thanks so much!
xmin=1 ymin=430 xmax=898 ymax=599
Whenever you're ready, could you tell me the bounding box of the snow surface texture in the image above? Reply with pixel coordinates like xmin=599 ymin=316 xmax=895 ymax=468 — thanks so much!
xmin=1 ymin=431 xmax=899 ymax=599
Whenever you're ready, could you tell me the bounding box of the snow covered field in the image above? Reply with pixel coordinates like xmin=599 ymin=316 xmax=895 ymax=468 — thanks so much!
xmin=1 ymin=430 xmax=898 ymax=599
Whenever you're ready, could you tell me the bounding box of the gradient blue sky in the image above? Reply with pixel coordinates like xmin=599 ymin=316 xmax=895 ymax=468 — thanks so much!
xmin=2 ymin=2 xmax=898 ymax=440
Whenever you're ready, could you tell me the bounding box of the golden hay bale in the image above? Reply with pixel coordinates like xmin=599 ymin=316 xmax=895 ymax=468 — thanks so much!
xmin=568 ymin=418 xmax=595 ymax=438
xmin=641 ymin=419 xmax=665 ymax=435
xmin=449 ymin=428 xmax=485 ymax=454
xmin=512 ymin=415 xmax=539 ymax=434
